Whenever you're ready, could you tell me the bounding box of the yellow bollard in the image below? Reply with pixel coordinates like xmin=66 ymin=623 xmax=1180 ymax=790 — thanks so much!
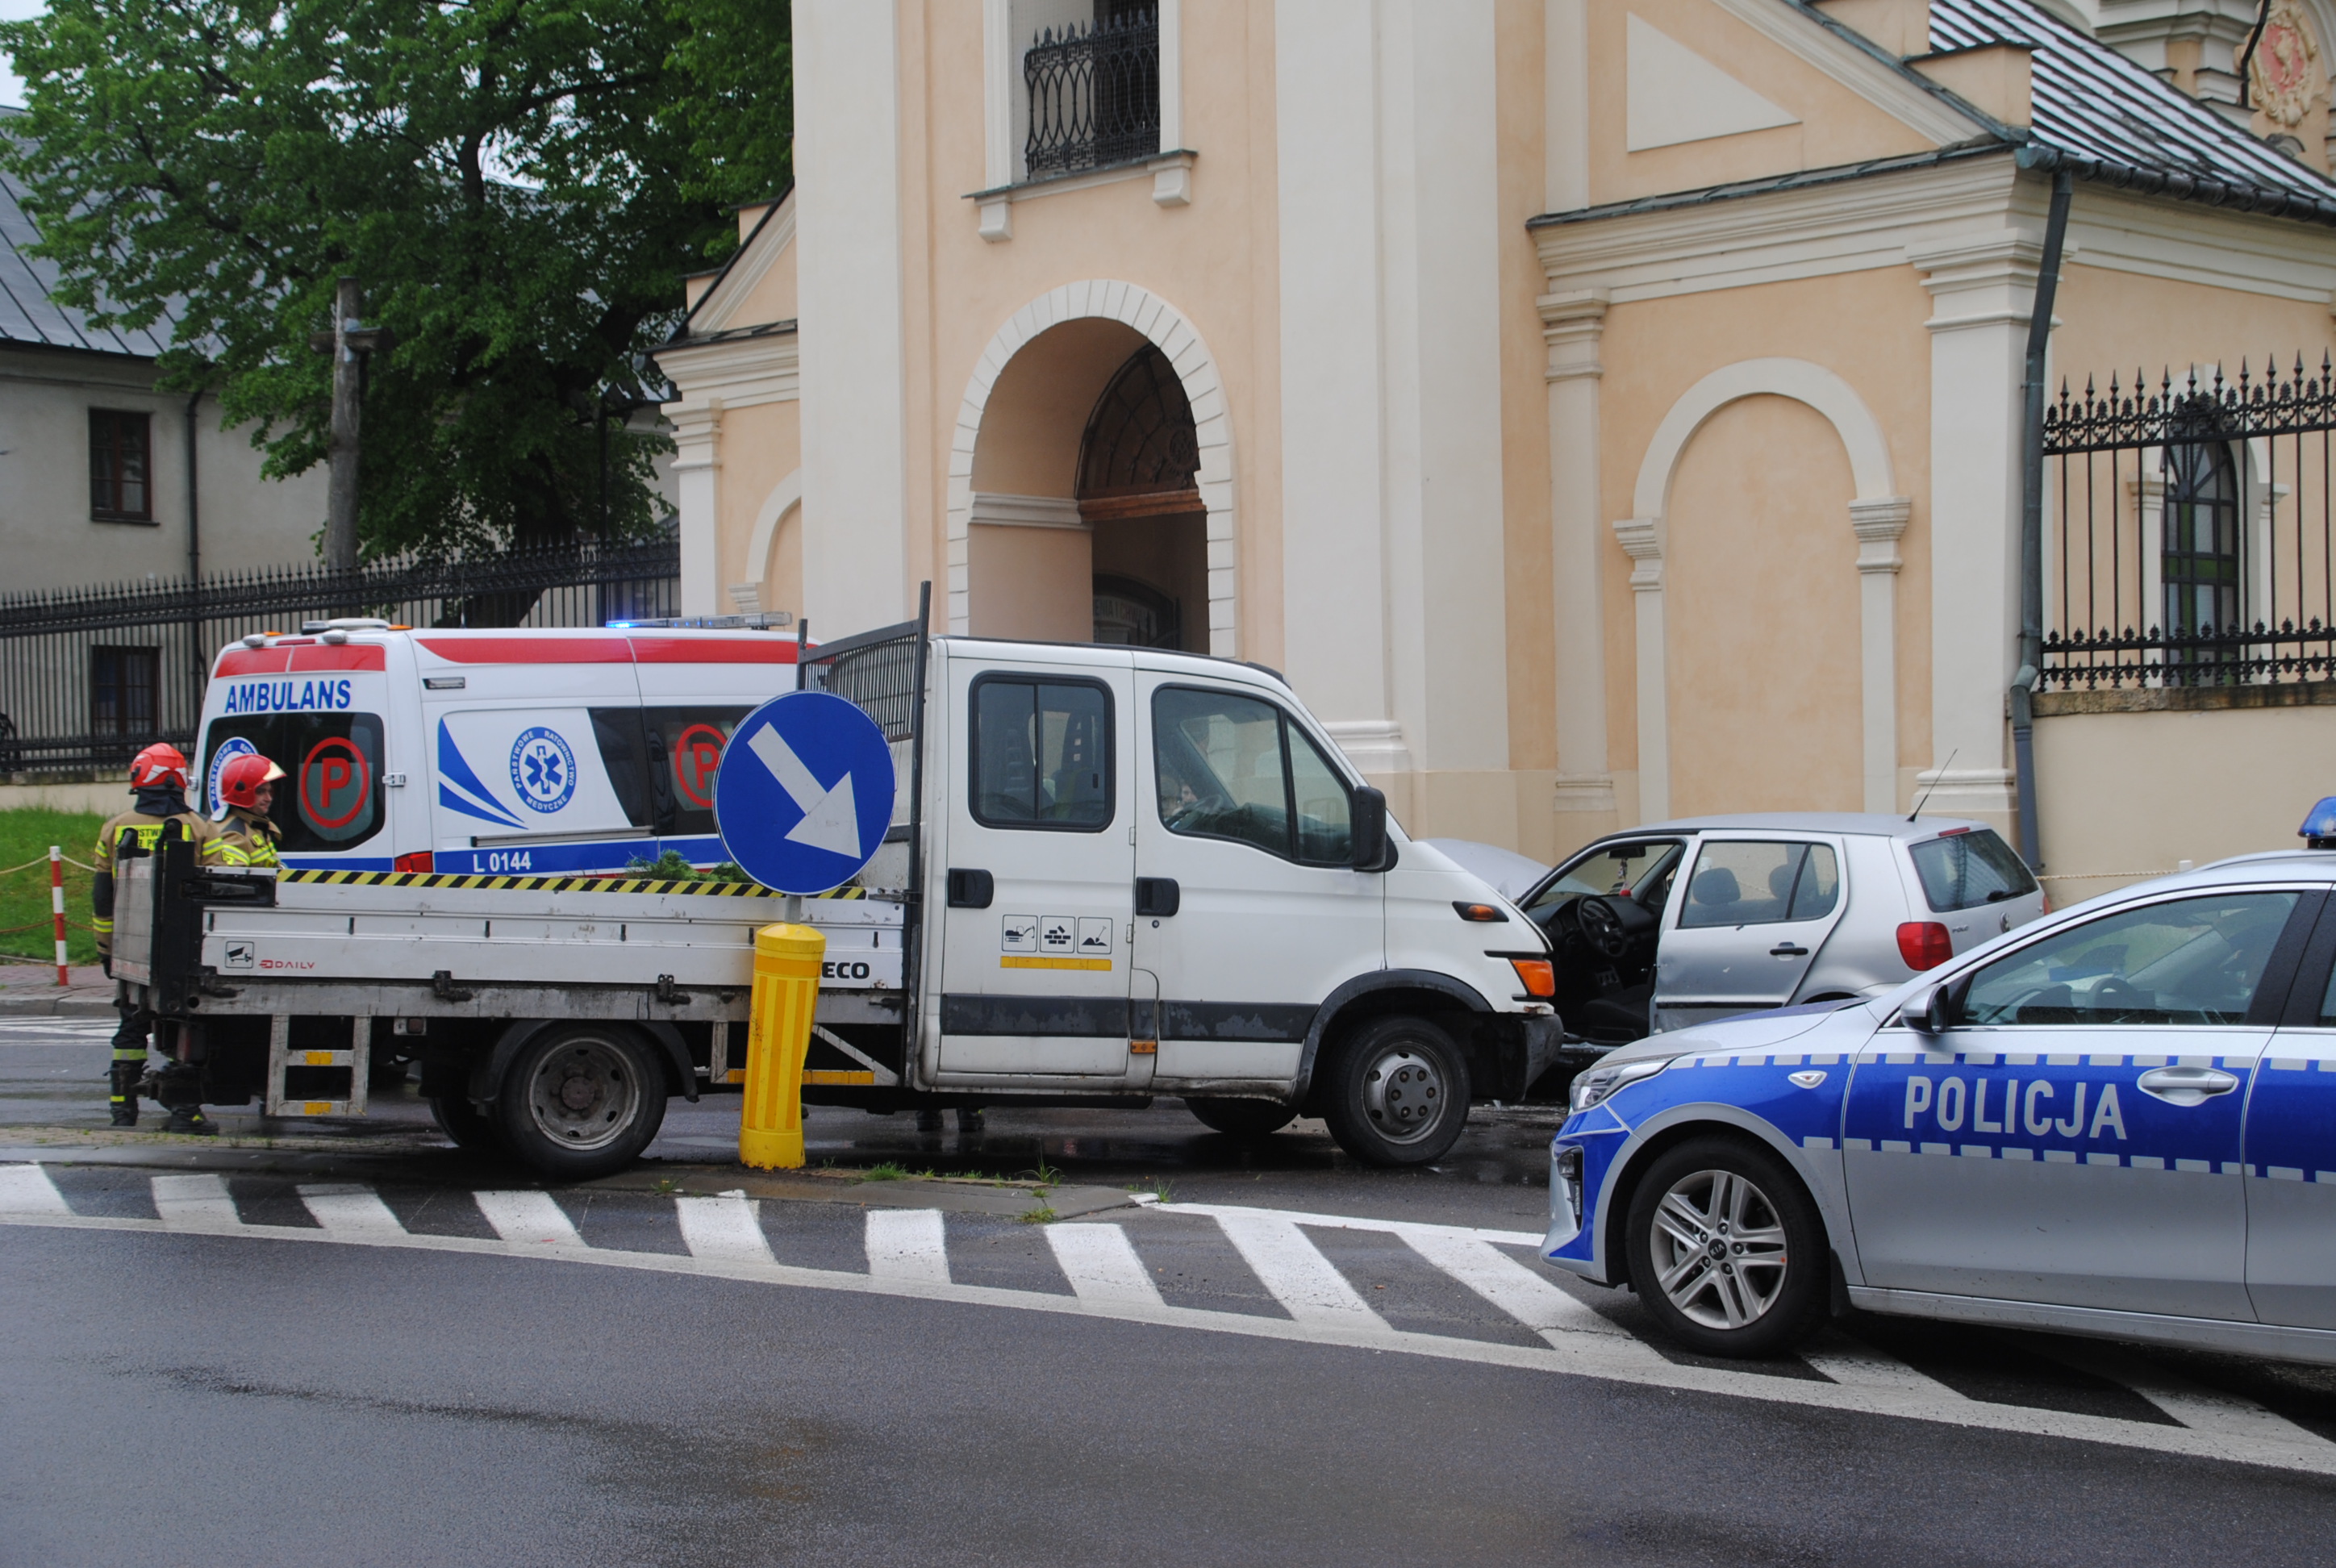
xmin=739 ymin=922 xmax=825 ymax=1170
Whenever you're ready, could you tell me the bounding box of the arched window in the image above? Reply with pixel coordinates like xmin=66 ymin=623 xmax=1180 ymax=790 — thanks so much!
xmin=1078 ymin=345 xmax=1199 ymax=502
xmin=2163 ymin=441 xmax=2240 ymax=640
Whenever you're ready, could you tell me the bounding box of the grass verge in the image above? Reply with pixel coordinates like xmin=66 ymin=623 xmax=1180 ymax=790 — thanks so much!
xmin=0 ymin=809 xmax=106 ymax=965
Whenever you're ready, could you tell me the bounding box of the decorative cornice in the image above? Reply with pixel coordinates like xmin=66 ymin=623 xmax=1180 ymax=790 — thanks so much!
xmin=1612 ymin=516 xmax=1664 ymax=588
xmin=655 ymin=334 xmax=800 ymax=410
xmin=1850 ymin=495 xmax=1913 ymax=574
xmin=1538 ymin=289 xmax=1609 ymax=382
xmin=969 ymin=491 xmax=1086 ymax=530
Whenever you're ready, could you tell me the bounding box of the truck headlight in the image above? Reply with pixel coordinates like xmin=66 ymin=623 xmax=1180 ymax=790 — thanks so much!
xmin=1569 ymin=1057 xmax=1669 ymax=1113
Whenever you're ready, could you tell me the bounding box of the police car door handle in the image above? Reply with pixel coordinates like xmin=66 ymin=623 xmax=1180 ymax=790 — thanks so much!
xmin=1770 ymin=943 xmax=1808 ymax=957
xmin=2137 ymin=1065 xmax=2241 ymax=1105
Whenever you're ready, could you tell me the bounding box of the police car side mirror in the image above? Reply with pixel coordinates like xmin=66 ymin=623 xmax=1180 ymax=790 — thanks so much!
xmin=1904 ymin=982 xmax=1956 ymax=1034
xmin=1350 ymin=786 xmax=1390 ymax=872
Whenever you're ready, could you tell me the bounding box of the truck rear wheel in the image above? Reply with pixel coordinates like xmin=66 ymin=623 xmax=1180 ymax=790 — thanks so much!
xmin=429 ymin=1094 xmax=500 ymax=1153
xmin=495 ymin=1024 xmax=668 ymax=1180
xmin=1320 ymin=1015 xmax=1470 ymax=1166
xmin=1186 ymin=1097 xmax=1298 ymax=1139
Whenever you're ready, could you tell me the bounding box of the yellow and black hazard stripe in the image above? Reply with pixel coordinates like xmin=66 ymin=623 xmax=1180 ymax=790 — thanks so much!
xmin=280 ymin=869 xmax=874 ymax=899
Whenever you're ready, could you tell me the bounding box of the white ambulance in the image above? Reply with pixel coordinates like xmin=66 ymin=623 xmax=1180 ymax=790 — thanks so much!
xmin=194 ymin=618 xmax=801 ymax=875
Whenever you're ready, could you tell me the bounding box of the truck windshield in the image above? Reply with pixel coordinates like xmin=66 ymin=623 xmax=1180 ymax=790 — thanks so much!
xmin=201 ymin=713 xmax=386 ymax=853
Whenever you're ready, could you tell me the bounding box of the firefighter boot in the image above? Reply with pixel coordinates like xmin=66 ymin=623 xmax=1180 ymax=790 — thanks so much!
xmin=106 ymin=1058 xmax=141 ymax=1128
xmin=159 ymin=1066 xmax=215 ymax=1137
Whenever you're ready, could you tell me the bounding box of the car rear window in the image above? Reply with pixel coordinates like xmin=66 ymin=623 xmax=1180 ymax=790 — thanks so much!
xmin=1908 ymin=829 xmax=2036 ymax=912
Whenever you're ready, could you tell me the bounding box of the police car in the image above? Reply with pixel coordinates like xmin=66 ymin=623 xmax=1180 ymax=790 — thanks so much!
xmin=1544 ymin=802 xmax=2336 ymax=1363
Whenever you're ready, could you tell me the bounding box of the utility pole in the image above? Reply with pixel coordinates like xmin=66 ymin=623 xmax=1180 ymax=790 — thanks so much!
xmin=311 ymin=277 xmax=391 ymax=571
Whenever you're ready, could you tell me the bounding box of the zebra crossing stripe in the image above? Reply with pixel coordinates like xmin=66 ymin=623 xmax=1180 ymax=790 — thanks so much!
xmin=1800 ymin=1334 xmax=1971 ymax=1399
xmin=473 ymin=1191 xmax=585 ymax=1249
xmin=152 ymin=1174 xmax=240 ymax=1231
xmin=866 ymin=1208 xmax=950 ymax=1283
xmin=1046 ymin=1222 xmax=1165 ymax=1308
xmin=0 ymin=1162 xmax=67 ymax=1216
xmin=1212 ymin=1211 xmax=1382 ymax=1327
xmin=677 ymin=1193 xmax=777 ymax=1265
xmin=298 ymin=1184 xmax=408 ymax=1239
xmin=1394 ymin=1226 xmax=1643 ymax=1345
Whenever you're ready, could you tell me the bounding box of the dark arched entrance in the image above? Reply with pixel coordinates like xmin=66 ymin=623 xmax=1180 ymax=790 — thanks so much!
xmin=1079 ymin=345 xmax=1207 ymax=652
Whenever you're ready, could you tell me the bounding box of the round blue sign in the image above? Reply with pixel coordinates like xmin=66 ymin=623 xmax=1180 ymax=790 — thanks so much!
xmin=509 ymin=727 xmax=578 ymax=814
xmin=713 ymin=690 xmax=896 ymax=895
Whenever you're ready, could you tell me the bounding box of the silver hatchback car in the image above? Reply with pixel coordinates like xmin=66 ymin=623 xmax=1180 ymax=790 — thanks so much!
xmin=1520 ymin=814 xmax=2047 ymax=1045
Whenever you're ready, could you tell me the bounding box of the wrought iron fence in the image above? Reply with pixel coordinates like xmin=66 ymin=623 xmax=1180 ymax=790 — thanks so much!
xmin=1024 ymin=6 xmax=1160 ymax=178
xmin=0 ymin=538 xmax=677 ymax=776
xmin=2041 ymin=356 xmax=2336 ymax=689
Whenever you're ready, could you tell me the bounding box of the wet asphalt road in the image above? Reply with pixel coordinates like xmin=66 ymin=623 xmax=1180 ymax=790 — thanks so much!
xmin=10 ymin=1021 xmax=2336 ymax=1566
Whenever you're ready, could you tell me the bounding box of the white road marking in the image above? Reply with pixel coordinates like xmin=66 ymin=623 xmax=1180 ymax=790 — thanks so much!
xmin=473 ymin=1190 xmax=584 ymax=1249
xmin=1214 ymin=1211 xmax=1382 ymax=1327
xmin=676 ymin=1192 xmax=776 ymax=1265
xmin=1800 ymin=1332 xmax=1971 ymax=1401
xmin=866 ymin=1207 xmax=949 ymax=1282
xmin=1158 ymin=1199 xmax=1540 ymax=1248
xmin=0 ymin=1162 xmax=66 ymax=1215
xmin=1395 ymin=1227 xmax=1646 ymax=1348
xmin=298 ymin=1183 xmax=408 ymax=1238
xmin=13 ymin=1167 xmax=2336 ymax=1477
xmin=151 ymin=1174 xmax=240 ymax=1230
xmin=1046 ymin=1222 xmax=1164 ymax=1308
xmin=2033 ymin=1338 xmax=2336 ymax=1460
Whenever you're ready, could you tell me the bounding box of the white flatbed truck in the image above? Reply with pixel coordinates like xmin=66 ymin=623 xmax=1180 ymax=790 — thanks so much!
xmin=115 ymin=610 xmax=1566 ymax=1178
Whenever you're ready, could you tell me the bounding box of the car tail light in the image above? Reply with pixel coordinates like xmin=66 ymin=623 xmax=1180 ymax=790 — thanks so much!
xmin=1897 ymin=920 xmax=1953 ymax=971
xmin=393 ymin=852 xmax=433 ymax=874
xmin=1509 ymin=957 xmax=1557 ymax=998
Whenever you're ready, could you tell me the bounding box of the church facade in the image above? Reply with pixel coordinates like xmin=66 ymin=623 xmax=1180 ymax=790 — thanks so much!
xmin=661 ymin=0 xmax=2336 ymax=890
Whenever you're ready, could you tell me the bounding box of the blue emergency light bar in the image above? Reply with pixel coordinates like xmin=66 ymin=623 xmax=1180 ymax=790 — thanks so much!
xmin=2302 ymin=797 xmax=2336 ymax=848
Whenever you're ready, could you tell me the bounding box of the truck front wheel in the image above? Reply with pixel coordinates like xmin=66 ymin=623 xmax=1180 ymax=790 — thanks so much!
xmin=495 ymin=1025 xmax=669 ymax=1180
xmin=1320 ymin=1015 xmax=1470 ymax=1166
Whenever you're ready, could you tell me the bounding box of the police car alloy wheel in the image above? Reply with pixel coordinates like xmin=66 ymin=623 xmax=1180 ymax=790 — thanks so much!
xmin=495 ymin=1025 xmax=670 ymax=1179
xmin=1624 ymin=1136 xmax=1825 ymax=1357
xmin=1321 ymin=1015 xmax=1470 ymax=1167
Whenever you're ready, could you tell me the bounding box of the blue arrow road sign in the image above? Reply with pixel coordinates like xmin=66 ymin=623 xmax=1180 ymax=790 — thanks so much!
xmin=713 ymin=690 xmax=897 ymax=895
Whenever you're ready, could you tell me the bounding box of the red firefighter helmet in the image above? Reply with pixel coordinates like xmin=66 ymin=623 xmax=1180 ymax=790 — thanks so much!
xmin=216 ymin=752 xmax=286 ymax=812
xmin=127 ymin=743 xmax=190 ymax=792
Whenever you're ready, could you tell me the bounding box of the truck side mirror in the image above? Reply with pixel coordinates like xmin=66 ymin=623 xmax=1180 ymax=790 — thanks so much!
xmin=1350 ymin=786 xmax=1391 ymax=872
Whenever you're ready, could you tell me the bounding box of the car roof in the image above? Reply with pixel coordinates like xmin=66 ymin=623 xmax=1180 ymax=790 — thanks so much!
xmin=1620 ymin=812 xmax=1998 ymax=842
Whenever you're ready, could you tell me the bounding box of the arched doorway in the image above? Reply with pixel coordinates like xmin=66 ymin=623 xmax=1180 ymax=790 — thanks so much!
xmin=950 ymin=280 xmax=1237 ymax=653
xmin=1080 ymin=344 xmax=1205 ymax=651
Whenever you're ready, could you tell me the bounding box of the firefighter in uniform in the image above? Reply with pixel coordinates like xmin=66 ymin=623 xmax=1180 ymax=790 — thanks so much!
xmin=93 ymin=744 xmax=223 ymax=1132
xmin=211 ymin=753 xmax=286 ymax=869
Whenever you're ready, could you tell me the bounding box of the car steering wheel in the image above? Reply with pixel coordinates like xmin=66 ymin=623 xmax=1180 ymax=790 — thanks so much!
xmin=1576 ymin=895 xmax=1633 ymax=961
xmin=1166 ymin=791 xmax=1229 ymax=827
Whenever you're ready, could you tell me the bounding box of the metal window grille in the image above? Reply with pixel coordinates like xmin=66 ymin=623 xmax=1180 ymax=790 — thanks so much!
xmin=2042 ymin=357 xmax=2336 ymax=689
xmin=1024 ymin=6 xmax=1160 ymax=179
xmin=0 ymin=538 xmax=676 ymax=776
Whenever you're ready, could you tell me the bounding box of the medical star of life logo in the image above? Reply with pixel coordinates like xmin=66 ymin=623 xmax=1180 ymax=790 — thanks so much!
xmin=509 ymin=727 xmax=577 ymax=814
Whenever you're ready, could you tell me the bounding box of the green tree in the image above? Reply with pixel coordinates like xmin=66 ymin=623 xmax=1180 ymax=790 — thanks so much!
xmin=0 ymin=0 xmax=790 ymax=565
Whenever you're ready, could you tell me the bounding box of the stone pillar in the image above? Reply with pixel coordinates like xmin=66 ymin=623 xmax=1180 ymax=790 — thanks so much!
xmin=1913 ymin=230 xmax=2042 ymax=835
xmin=1851 ymin=495 xmax=1913 ymax=815
xmin=1612 ymin=515 xmax=1667 ymax=823
xmin=670 ymin=400 xmax=722 ymax=619
xmin=1542 ymin=288 xmax=1616 ymax=849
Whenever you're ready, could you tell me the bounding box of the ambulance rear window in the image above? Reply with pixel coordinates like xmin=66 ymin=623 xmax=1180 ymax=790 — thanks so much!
xmin=200 ymin=713 xmax=386 ymax=853
xmin=1908 ymin=828 xmax=2036 ymax=912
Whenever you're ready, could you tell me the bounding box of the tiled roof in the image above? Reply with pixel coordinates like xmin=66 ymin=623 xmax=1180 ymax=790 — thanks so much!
xmin=0 ymin=109 xmax=174 ymax=357
xmin=1929 ymin=0 xmax=2336 ymax=215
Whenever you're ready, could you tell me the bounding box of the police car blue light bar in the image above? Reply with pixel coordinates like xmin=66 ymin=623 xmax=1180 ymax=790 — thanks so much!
xmin=2301 ymin=796 xmax=2336 ymax=847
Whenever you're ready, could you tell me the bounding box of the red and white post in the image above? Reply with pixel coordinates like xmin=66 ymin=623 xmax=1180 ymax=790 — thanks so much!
xmin=49 ymin=845 xmax=67 ymax=986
